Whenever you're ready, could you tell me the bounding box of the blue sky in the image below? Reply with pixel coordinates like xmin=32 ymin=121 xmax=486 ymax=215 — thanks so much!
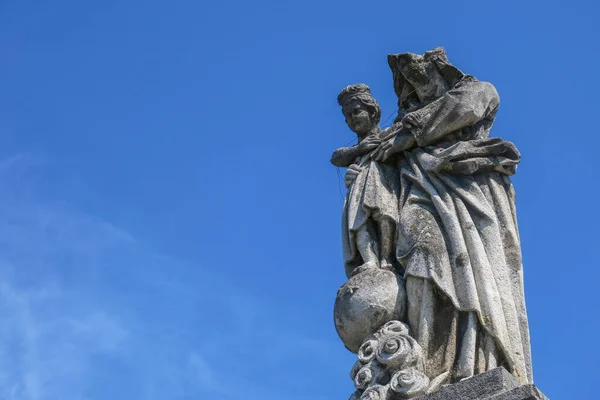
xmin=0 ymin=0 xmax=598 ymax=399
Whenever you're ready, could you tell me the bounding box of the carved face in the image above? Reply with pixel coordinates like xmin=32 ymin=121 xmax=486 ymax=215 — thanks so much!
xmin=399 ymin=61 xmax=450 ymax=105
xmin=342 ymin=97 xmax=376 ymax=136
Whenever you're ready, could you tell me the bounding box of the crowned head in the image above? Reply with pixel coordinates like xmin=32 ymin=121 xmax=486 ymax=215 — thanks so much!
xmin=337 ymin=84 xmax=382 ymax=136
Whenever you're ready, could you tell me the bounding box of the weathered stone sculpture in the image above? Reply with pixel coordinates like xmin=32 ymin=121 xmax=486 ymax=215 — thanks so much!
xmin=331 ymin=48 xmax=546 ymax=399
xmin=348 ymin=321 xmax=432 ymax=399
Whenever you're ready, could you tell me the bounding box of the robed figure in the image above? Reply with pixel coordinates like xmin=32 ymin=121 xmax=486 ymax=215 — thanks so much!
xmin=334 ymin=48 xmax=533 ymax=387
xmin=379 ymin=48 xmax=532 ymax=385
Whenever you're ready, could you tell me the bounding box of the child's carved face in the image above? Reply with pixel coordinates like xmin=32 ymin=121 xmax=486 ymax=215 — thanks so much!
xmin=342 ymin=97 xmax=376 ymax=136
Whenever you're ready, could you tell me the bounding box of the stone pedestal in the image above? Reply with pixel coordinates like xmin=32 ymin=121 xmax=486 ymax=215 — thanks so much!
xmin=413 ymin=368 xmax=548 ymax=400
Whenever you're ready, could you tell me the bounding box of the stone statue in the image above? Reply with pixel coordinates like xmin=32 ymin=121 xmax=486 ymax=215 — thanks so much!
xmin=331 ymin=84 xmax=401 ymax=278
xmin=332 ymin=48 xmax=539 ymax=399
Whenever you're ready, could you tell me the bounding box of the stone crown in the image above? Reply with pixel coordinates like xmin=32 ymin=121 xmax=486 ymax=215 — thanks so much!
xmin=338 ymin=84 xmax=372 ymax=106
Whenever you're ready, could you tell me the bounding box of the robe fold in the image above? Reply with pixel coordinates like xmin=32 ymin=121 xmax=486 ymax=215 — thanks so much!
xmin=394 ymin=79 xmax=532 ymax=384
xmin=342 ymin=133 xmax=400 ymax=278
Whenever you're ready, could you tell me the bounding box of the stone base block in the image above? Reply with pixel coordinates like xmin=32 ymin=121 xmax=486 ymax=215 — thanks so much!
xmin=414 ymin=368 xmax=548 ymax=400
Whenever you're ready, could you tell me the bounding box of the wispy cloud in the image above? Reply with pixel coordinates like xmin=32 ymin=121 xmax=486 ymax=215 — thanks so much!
xmin=0 ymin=153 xmax=339 ymax=400
xmin=0 ymin=274 xmax=130 ymax=400
xmin=0 ymin=154 xmax=132 ymax=400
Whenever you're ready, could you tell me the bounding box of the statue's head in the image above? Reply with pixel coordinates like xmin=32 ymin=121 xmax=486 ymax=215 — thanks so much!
xmin=388 ymin=47 xmax=465 ymax=120
xmin=338 ymin=84 xmax=381 ymax=136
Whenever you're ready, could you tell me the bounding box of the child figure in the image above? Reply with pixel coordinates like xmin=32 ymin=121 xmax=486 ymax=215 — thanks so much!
xmin=331 ymin=84 xmax=400 ymax=278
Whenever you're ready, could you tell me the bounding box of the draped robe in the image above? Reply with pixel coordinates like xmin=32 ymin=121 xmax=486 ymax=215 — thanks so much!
xmin=342 ymin=130 xmax=400 ymax=278
xmin=392 ymin=78 xmax=532 ymax=384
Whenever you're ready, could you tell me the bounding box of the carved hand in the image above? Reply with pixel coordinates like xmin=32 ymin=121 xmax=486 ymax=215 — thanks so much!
xmin=372 ymin=139 xmax=394 ymax=161
xmin=400 ymin=111 xmax=421 ymax=130
xmin=344 ymin=164 xmax=362 ymax=188
xmin=357 ymin=135 xmax=382 ymax=153
xmin=373 ymin=131 xmax=416 ymax=162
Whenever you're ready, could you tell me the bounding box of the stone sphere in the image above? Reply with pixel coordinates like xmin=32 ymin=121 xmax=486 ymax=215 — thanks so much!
xmin=334 ymin=268 xmax=407 ymax=353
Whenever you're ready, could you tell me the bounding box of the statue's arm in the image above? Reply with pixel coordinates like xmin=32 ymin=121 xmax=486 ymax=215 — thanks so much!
xmin=331 ymin=135 xmax=383 ymax=167
xmin=403 ymin=80 xmax=500 ymax=146
xmin=330 ymin=146 xmax=363 ymax=167
xmin=371 ymin=124 xmax=415 ymax=161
